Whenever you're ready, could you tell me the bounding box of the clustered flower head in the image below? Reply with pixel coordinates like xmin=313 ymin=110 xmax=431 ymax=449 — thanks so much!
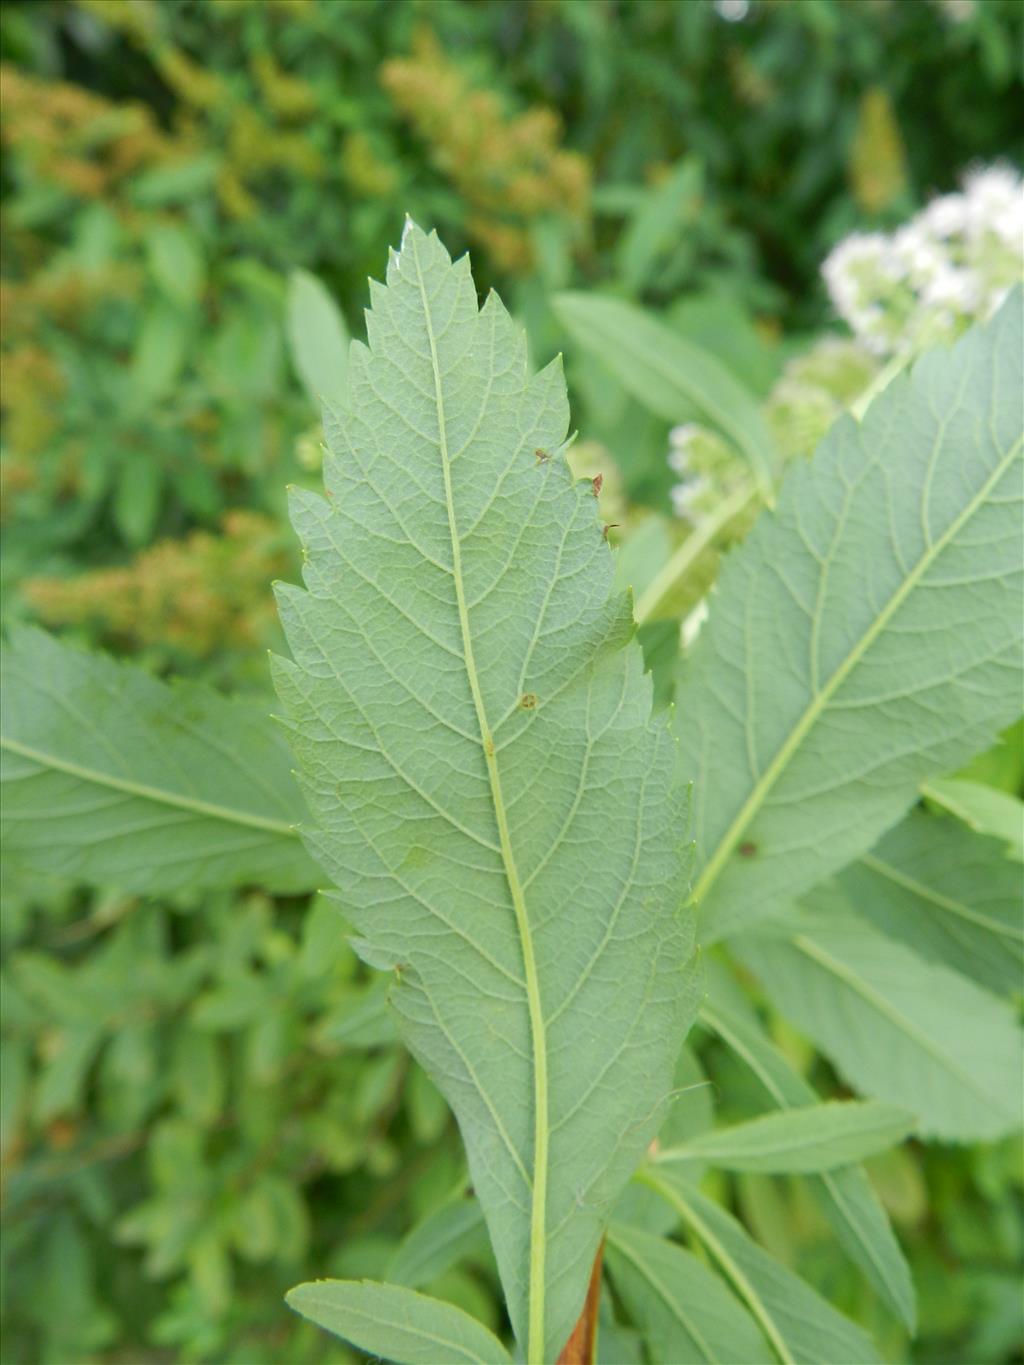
xmin=667 ymin=423 xmax=745 ymax=524
xmin=822 ymin=164 xmax=1024 ymax=356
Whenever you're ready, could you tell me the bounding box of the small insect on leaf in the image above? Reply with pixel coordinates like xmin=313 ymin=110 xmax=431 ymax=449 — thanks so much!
xmin=535 ymin=447 xmax=551 ymax=463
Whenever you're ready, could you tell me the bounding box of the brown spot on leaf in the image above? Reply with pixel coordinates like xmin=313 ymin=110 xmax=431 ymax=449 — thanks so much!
xmin=534 ymin=447 xmax=550 ymax=463
xmin=520 ymin=693 xmax=538 ymax=709
xmin=592 ymin=473 xmax=603 ymax=497
xmin=739 ymin=841 xmax=758 ymax=858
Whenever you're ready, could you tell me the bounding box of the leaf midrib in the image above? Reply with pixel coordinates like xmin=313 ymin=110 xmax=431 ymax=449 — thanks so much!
xmin=858 ymin=851 xmax=1024 ymax=942
xmin=790 ymin=931 xmax=1009 ymax=1114
xmin=692 ymin=428 xmax=1023 ymax=908
xmin=638 ymin=1170 xmax=795 ymax=1365
xmin=0 ymin=734 xmax=298 ymax=838
xmin=409 ymin=230 xmax=550 ymax=1365
xmin=606 ymin=1227 xmax=719 ymax=1363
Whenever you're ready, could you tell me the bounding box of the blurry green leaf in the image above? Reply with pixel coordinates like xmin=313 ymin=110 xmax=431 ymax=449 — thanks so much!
xmin=657 ymin=1101 xmax=914 ymax=1173
xmin=606 ymin=1222 xmax=771 ymax=1364
xmin=841 ymin=809 xmax=1024 ymax=994
xmin=286 ymin=267 xmax=350 ymax=404
xmin=386 ymin=1200 xmax=489 ymax=1289
xmin=191 ymin=974 xmax=269 ymax=1030
xmin=737 ymin=891 xmax=1024 ymax=1142
xmin=641 ymin=1171 xmax=881 ymax=1365
xmin=922 ymin=777 xmax=1024 ymax=861
xmin=677 ymin=291 xmax=1024 ymax=940
xmin=553 ymin=291 xmax=774 ymax=492
xmin=0 ymin=1039 xmax=29 ymax=1155
xmin=130 ymin=154 xmax=221 ymax=206
xmin=1 ymin=628 xmax=321 ymax=895
xmin=171 ymin=1028 xmax=224 ymax=1127
xmin=273 ymin=224 xmax=696 ymax=1361
xmin=128 ymin=302 xmax=190 ymax=410
xmin=320 ymin=978 xmax=397 ymax=1048
xmin=617 ymin=157 xmax=702 ymax=295
xmin=701 ymin=996 xmax=915 ymax=1330
xmin=34 ymin=1023 xmax=103 ymax=1123
xmin=285 ymin=1280 xmax=512 ymax=1364
xmin=145 ymin=223 xmax=205 ymax=306
xmin=113 ymin=454 xmax=163 ymax=547
xmin=407 ymin=1062 xmax=449 ymax=1144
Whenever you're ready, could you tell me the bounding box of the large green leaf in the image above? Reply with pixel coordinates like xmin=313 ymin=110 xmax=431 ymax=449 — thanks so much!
xmin=553 ymin=291 xmax=775 ymax=492
xmin=676 ymin=291 xmax=1024 ymax=939
xmin=737 ymin=890 xmax=1024 ymax=1142
xmin=272 ymin=224 xmax=695 ymax=1362
xmin=641 ymin=1172 xmax=881 ymax=1365
xmin=0 ymin=627 xmax=319 ymax=895
xmin=286 ymin=1280 xmax=511 ymax=1364
xmin=606 ymin=1222 xmax=771 ymax=1364
xmin=656 ymin=1100 xmax=914 ymax=1173
xmin=700 ymin=995 xmax=915 ymax=1330
xmin=841 ymin=808 xmax=1024 ymax=994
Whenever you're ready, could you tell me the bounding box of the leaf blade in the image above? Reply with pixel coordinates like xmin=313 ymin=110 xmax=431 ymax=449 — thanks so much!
xmin=700 ymin=996 xmax=915 ymax=1329
xmin=735 ymin=892 xmax=1024 ymax=1141
xmin=273 ymin=225 xmax=695 ymax=1361
xmin=553 ymin=291 xmax=775 ymax=492
xmin=286 ymin=1279 xmax=511 ymax=1364
xmin=677 ymin=291 xmax=1024 ymax=939
xmin=657 ymin=1101 xmax=915 ymax=1173
xmin=0 ymin=627 xmax=319 ymax=895
xmin=606 ymin=1222 xmax=772 ymax=1364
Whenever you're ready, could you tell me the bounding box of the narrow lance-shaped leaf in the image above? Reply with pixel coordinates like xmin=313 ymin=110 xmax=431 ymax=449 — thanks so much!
xmin=286 ymin=266 xmax=351 ymax=404
xmin=639 ymin=1170 xmax=881 ymax=1365
xmin=922 ymin=776 xmax=1024 ymax=861
xmin=606 ymin=1222 xmax=772 ymax=1365
xmin=655 ymin=1100 xmax=915 ymax=1174
xmin=735 ymin=886 xmax=1024 ymax=1142
xmin=677 ymin=290 xmax=1024 ymax=939
xmin=700 ymin=992 xmax=915 ymax=1330
xmin=841 ymin=807 xmax=1024 ymax=995
xmin=0 ymin=627 xmax=320 ymax=895
xmin=272 ymin=224 xmax=695 ymax=1362
xmin=554 ymin=291 xmax=775 ymax=494
xmin=286 ymin=1280 xmax=511 ymax=1364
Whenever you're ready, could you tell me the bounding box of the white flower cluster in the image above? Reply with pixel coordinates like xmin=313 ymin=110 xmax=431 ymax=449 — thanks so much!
xmin=822 ymin=164 xmax=1024 ymax=356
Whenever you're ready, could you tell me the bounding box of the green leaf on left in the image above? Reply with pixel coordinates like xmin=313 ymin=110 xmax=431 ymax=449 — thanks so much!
xmin=286 ymin=1280 xmax=511 ymax=1364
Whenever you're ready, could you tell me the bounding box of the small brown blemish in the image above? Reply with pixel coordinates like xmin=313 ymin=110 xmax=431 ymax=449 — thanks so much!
xmin=534 ymin=447 xmax=550 ymax=463
xmin=520 ymin=693 xmax=538 ymax=710
xmin=739 ymin=841 xmax=758 ymax=858
xmin=485 ymin=736 xmax=495 ymax=756
xmin=602 ymin=523 xmax=620 ymax=541
xmin=592 ymin=473 xmax=603 ymax=497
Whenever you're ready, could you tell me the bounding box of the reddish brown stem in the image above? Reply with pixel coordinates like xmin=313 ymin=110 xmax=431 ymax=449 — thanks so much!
xmin=556 ymin=1238 xmax=605 ymax=1365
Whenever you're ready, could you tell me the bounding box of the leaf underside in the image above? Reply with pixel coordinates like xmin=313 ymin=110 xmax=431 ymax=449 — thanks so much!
xmin=0 ymin=626 xmax=318 ymax=895
xmin=273 ymin=224 xmax=695 ymax=1360
xmin=678 ymin=289 xmax=1024 ymax=939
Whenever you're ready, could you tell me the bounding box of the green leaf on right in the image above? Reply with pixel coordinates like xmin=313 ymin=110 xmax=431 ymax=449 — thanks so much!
xmin=286 ymin=1279 xmax=511 ymax=1364
xmin=676 ymin=289 xmax=1024 ymax=940
xmin=841 ymin=808 xmax=1024 ymax=994
xmin=656 ymin=1099 xmax=915 ymax=1173
xmin=606 ymin=1222 xmax=772 ymax=1364
xmin=736 ymin=889 xmax=1024 ymax=1142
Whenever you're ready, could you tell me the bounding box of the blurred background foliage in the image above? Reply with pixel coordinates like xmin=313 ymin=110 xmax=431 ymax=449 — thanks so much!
xmin=1 ymin=1 xmax=1022 ymax=1361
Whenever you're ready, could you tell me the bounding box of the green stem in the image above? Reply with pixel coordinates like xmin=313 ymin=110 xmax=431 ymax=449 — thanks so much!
xmin=634 ymin=481 xmax=759 ymax=626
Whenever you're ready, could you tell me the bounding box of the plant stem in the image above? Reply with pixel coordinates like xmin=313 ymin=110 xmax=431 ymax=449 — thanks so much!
xmin=634 ymin=481 xmax=760 ymax=626
xmin=556 ymin=1239 xmax=605 ymax=1365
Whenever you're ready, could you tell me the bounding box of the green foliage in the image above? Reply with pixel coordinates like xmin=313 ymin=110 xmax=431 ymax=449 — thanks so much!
xmin=1 ymin=3 xmax=1022 ymax=1361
